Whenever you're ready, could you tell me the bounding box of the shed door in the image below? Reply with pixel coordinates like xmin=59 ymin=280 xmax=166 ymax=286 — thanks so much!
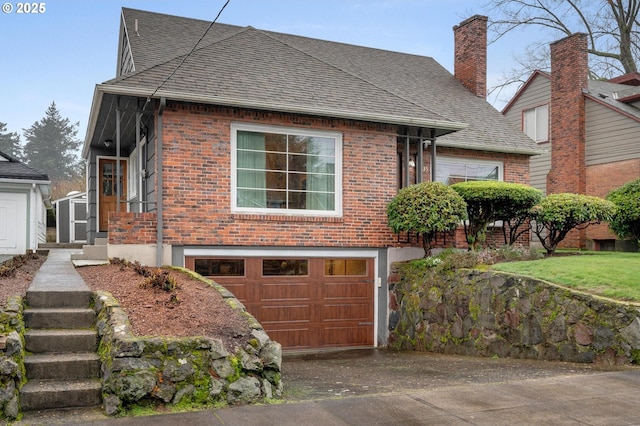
xmin=186 ymin=256 xmax=375 ymax=350
xmin=0 ymin=193 xmax=27 ymax=254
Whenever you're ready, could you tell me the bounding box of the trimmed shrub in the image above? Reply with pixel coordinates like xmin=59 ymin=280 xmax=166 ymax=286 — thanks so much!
xmin=531 ymin=193 xmax=616 ymax=254
xmin=607 ymin=178 xmax=640 ymax=250
xmin=451 ymin=181 xmax=543 ymax=250
xmin=387 ymin=182 xmax=467 ymax=256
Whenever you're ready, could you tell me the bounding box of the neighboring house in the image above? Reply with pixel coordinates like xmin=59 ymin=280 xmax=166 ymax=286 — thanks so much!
xmin=503 ymin=33 xmax=640 ymax=251
xmin=54 ymin=191 xmax=87 ymax=244
xmin=81 ymin=9 xmax=539 ymax=350
xmin=0 ymin=151 xmax=51 ymax=255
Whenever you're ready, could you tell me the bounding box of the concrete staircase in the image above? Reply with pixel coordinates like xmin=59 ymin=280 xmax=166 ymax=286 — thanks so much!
xmin=20 ymin=250 xmax=102 ymax=411
xmin=70 ymin=237 xmax=108 ymax=262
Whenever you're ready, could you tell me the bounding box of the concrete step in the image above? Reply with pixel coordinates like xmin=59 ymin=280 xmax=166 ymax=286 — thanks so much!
xmin=20 ymin=379 xmax=102 ymax=411
xmin=70 ymin=243 xmax=108 ymax=261
xmin=94 ymin=238 xmax=108 ymax=246
xmin=26 ymin=289 xmax=92 ymax=309
xmin=25 ymin=330 xmax=97 ymax=354
xmin=25 ymin=353 xmax=100 ymax=380
xmin=24 ymin=308 xmax=95 ymax=329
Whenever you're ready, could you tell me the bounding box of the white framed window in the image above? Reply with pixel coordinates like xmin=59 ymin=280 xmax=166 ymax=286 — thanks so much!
xmin=231 ymin=123 xmax=342 ymax=216
xmin=435 ymin=157 xmax=503 ymax=185
xmin=523 ymin=104 xmax=549 ymax=143
xmin=128 ymin=147 xmax=139 ymax=199
xmin=127 ymin=136 xmax=146 ymax=201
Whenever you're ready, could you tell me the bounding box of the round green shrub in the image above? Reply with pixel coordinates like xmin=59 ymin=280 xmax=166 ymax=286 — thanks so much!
xmin=607 ymin=178 xmax=640 ymax=248
xmin=387 ymin=182 xmax=467 ymax=256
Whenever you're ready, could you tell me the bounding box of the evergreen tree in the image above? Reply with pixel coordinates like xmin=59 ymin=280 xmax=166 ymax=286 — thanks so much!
xmin=23 ymin=102 xmax=82 ymax=181
xmin=0 ymin=122 xmax=23 ymax=160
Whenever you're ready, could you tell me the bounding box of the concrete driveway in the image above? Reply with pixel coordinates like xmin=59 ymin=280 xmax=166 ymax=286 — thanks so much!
xmin=20 ymin=348 xmax=640 ymax=425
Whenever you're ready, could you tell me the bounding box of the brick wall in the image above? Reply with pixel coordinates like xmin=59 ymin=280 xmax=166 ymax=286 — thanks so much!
xmin=159 ymin=103 xmax=398 ymax=248
xmin=109 ymin=212 xmax=157 ymax=244
xmin=453 ymin=15 xmax=488 ymax=97
xmin=586 ymin=159 xmax=640 ymax=241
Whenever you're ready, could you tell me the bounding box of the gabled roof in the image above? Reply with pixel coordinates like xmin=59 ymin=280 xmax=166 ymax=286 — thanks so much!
xmin=0 ymin=151 xmax=49 ymax=181
xmin=91 ymin=8 xmax=541 ymax=156
xmin=503 ymin=68 xmax=640 ymax=123
xmin=501 ymin=71 xmax=550 ymax=115
xmin=585 ymin=80 xmax=640 ymax=122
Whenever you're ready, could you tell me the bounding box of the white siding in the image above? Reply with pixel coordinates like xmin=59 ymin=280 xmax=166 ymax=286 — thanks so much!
xmin=585 ymin=99 xmax=640 ymax=165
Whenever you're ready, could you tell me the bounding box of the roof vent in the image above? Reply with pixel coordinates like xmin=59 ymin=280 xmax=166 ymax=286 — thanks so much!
xmin=599 ymin=92 xmax=608 ymax=99
xmin=134 ymin=18 xmax=139 ymax=36
xmin=612 ymin=92 xmax=619 ymax=100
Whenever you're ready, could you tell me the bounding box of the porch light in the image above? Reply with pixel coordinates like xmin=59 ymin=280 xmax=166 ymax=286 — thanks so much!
xmin=104 ymin=139 xmax=112 ymax=148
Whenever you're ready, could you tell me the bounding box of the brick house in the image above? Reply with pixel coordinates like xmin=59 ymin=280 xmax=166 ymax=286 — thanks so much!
xmin=503 ymin=33 xmax=640 ymax=251
xmin=81 ymin=9 xmax=539 ymax=349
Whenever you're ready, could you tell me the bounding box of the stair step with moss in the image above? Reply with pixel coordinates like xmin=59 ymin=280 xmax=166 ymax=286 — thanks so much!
xmin=20 ymin=379 xmax=102 ymax=411
xmin=24 ymin=329 xmax=97 ymax=353
xmin=24 ymin=308 xmax=96 ymax=329
xmin=25 ymin=353 xmax=101 ymax=380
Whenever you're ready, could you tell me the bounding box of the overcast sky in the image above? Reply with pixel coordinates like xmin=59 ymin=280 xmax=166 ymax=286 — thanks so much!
xmin=0 ymin=0 xmax=534 ymax=142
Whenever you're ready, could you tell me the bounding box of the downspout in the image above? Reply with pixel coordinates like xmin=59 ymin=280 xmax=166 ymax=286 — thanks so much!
xmin=156 ymin=97 xmax=166 ymax=267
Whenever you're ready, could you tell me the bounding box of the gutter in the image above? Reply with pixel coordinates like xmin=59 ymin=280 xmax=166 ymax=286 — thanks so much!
xmin=156 ymin=97 xmax=166 ymax=267
xmin=94 ymin=84 xmax=469 ymax=133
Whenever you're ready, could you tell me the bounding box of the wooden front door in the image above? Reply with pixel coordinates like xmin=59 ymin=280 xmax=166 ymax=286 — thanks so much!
xmin=98 ymin=158 xmax=127 ymax=232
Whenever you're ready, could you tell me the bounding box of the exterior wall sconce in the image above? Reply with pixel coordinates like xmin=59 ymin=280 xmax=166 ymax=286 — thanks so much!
xmin=409 ymin=159 xmax=416 ymax=168
xmin=104 ymin=139 xmax=113 ymax=148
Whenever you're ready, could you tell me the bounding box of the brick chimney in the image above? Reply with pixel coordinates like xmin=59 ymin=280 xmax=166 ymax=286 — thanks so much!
xmin=453 ymin=15 xmax=488 ymax=97
xmin=547 ymin=33 xmax=589 ymax=249
xmin=547 ymin=33 xmax=588 ymax=195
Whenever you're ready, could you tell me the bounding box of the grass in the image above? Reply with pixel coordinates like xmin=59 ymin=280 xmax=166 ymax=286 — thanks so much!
xmin=491 ymin=251 xmax=640 ymax=302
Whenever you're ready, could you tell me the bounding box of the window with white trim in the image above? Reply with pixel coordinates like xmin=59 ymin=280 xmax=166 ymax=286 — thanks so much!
xmin=231 ymin=123 xmax=342 ymax=216
xmin=435 ymin=157 xmax=503 ymax=184
xmin=523 ymin=104 xmax=549 ymax=143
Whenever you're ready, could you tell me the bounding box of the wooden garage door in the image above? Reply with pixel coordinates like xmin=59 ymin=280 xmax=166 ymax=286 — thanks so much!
xmin=185 ymin=257 xmax=375 ymax=350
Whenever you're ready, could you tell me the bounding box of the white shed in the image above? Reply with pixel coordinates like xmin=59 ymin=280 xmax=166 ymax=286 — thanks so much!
xmin=54 ymin=191 xmax=87 ymax=244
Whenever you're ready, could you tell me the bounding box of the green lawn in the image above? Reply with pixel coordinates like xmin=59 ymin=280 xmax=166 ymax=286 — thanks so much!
xmin=490 ymin=252 xmax=640 ymax=302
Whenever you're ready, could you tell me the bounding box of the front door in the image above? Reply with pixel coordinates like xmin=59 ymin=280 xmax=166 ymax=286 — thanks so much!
xmin=99 ymin=158 xmax=127 ymax=232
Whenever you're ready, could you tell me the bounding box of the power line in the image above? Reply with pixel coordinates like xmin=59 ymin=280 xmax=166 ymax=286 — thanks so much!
xmin=146 ymin=0 xmax=231 ymax=104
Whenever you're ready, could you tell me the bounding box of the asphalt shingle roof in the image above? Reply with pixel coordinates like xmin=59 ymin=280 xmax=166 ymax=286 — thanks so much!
xmin=108 ymin=8 xmax=540 ymax=155
xmin=0 ymin=151 xmax=49 ymax=181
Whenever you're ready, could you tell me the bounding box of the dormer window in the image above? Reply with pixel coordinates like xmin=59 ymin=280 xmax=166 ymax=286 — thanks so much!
xmin=523 ymin=104 xmax=549 ymax=143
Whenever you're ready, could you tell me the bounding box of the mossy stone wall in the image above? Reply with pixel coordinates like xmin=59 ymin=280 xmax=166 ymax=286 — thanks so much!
xmin=0 ymin=296 xmax=25 ymax=421
xmin=388 ymin=264 xmax=640 ymax=364
xmin=94 ymin=290 xmax=283 ymax=415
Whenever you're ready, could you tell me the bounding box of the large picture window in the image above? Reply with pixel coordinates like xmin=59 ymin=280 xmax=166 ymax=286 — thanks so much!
xmin=523 ymin=104 xmax=549 ymax=143
xmin=232 ymin=124 xmax=342 ymax=215
xmin=436 ymin=158 xmax=503 ymax=185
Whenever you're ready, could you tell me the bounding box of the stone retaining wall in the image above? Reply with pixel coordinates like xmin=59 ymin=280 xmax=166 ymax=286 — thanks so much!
xmin=388 ymin=265 xmax=640 ymax=364
xmin=0 ymin=296 xmax=25 ymax=420
xmin=94 ymin=273 xmax=283 ymax=415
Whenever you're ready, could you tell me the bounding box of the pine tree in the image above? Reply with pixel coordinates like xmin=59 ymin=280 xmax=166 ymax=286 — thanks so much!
xmin=0 ymin=122 xmax=23 ymax=160
xmin=23 ymin=102 xmax=82 ymax=181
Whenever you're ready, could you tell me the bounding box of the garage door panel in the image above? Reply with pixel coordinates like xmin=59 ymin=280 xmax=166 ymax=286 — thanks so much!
xmin=264 ymin=327 xmax=312 ymax=350
xmin=321 ymin=302 xmax=372 ymax=322
xmin=322 ymin=281 xmax=373 ymax=299
xmin=256 ymin=304 xmax=312 ymax=323
xmin=322 ymin=325 xmax=374 ymax=347
xmin=260 ymin=281 xmax=312 ymax=302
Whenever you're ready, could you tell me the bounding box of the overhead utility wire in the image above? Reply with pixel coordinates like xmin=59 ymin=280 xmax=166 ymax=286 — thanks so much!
xmin=146 ymin=0 xmax=231 ymax=104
